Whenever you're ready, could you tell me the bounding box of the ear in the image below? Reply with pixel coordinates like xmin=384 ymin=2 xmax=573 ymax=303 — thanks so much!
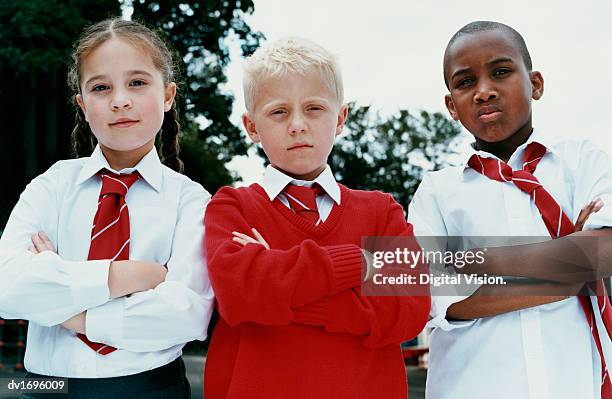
xmin=335 ymin=104 xmax=349 ymax=136
xmin=530 ymin=71 xmax=544 ymax=100
xmin=163 ymin=82 xmax=177 ymax=112
xmin=444 ymin=94 xmax=460 ymax=121
xmin=76 ymin=94 xmax=88 ymax=122
xmin=242 ymin=112 xmax=260 ymax=143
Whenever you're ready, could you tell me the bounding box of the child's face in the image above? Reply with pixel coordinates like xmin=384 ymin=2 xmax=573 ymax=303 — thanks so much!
xmin=76 ymin=38 xmax=176 ymax=156
xmin=444 ymin=30 xmax=543 ymax=144
xmin=243 ymin=70 xmax=348 ymax=181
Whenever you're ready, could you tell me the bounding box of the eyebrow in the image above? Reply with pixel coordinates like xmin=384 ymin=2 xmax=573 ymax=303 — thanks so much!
xmin=487 ymin=57 xmax=515 ymax=66
xmin=83 ymin=70 xmax=154 ymax=87
xmin=260 ymin=100 xmax=286 ymax=112
xmin=450 ymin=67 xmax=471 ymax=82
xmin=304 ymin=96 xmax=332 ymax=104
xmin=84 ymin=75 xmax=106 ymax=87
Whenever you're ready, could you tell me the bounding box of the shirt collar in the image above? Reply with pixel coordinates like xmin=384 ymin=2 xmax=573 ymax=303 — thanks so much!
xmin=76 ymin=145 xmax=163 ymax=192
xmin=461 ymin=129 xmax=557 ymax=170
xmin=260 ymin=164 xmax=341 ymax=205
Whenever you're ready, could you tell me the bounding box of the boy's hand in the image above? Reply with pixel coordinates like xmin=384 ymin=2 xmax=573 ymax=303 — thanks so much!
xmin=232 ymin=228 xmax=270 ymax=250
xmin=28 ymin=231 xmax=56 ymax=254
xmin=574 ymin=198 xmax=604 ymax=232
xmin=61 ymin=311 xmax=86 ymax=334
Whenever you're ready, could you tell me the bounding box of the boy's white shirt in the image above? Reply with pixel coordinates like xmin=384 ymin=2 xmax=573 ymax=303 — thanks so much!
xmin=0 ymin=145 xmax=215 ymax=378
xmin=259 ymin=164 xmax=341 ymax=222
xmin=408 ymin=130 xmax=612 ymax=399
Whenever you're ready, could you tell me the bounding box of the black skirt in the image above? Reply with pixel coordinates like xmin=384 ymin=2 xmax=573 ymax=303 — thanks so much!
xmin=19 ymin=357 xmax=190 ymax=399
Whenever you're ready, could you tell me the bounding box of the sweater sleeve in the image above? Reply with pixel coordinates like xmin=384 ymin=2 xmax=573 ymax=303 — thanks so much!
xmin=293 ymin=194 xmax=431 ymax=348
xmin=205 ymin=187 xmax=364 ymax=327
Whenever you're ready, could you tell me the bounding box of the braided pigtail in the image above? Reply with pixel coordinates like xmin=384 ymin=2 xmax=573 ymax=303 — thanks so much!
xmin=159 ymin=104 xmax=184 ymax=173
xmin=70 ymin=107 xmax=96 ymax=158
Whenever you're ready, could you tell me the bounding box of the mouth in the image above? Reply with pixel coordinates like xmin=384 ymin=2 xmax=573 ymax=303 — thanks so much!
xmin=477 ymin=106 xmax=502 ymax=122
xmin=287 ymin=144 xmax=313 ymax=150
xmin=109 ymin=118 xmax=139 ymax=128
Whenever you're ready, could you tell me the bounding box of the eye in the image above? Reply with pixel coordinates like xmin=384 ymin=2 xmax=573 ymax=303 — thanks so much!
xmin=455 ymin=77 xmax=474 ymax=89
xmin=271 ymin=109 xmax=287 ymax=116
xmin=307 ymin=105 xmax=324 ymax=112
xmin=130 ymin=79 xmax=147 ymax=87
xmin=91 ymin=84 xmax=109 ymax=92
xmin=493 ymin=68 xmax=512 ymax=77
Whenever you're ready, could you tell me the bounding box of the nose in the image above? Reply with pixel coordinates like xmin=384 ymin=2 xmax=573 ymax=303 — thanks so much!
xmin=288 ymin=112 xmax=307 ymax=135
xmin=110 ymin=89 xmax=132 ymax=110
xmin=473 ymin=79 xmax=498 ymax=103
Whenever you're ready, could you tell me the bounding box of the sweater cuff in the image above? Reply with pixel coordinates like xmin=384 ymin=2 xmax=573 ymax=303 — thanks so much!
xmin=293 ymin=297 xmax=331 ymax=327
xmin=325 ymin=244 xmax=364 ymax=294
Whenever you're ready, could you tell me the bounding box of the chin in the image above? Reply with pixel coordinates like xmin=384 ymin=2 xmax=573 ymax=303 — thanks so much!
xmin=275 ymin=163 xmax=322 ymax=180
xmin=474 ymin=129 xmax=513 ymax=143
xmin=98 ymin=138 xmax=155 ymax=152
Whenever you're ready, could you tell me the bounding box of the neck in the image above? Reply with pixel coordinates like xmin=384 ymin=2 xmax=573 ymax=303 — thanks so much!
xmin=274 ymin=164 xmax=326 ymax=181
xmin=474 ymin=125 xmax=533 ymax=163
xmin=99 ymin=139 xmax=155 ymax=171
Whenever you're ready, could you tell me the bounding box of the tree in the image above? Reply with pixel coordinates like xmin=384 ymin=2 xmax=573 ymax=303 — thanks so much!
xmin=129 ymin=0 xmax=263 ymax=191
xmin=0 ymin=0 xmax=120 ymax=225
xmin=329 ymin=103 xmax=462 ymax=209
xmin=0 ymin=0 xmax=262 ymax=227
xmin=0 ymin=0 xmax=116 ymax=75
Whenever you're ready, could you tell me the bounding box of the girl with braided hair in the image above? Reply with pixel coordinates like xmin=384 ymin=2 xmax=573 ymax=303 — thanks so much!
xmin=0 ymin=18 xmax=214 ymax=398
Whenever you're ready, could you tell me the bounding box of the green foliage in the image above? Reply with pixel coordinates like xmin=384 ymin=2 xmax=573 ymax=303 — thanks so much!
xmin=329 ymin=103 xmax=462 ymax=209
xmin=179 ymin=125 xmax=236 ymax=191
xmin=130 ymin=0 xmax=264 ymax=192
xmin=0 ymin=0 xmax=118 ymax=73
xmin=1 ymin=0 xmax=262 ymax=194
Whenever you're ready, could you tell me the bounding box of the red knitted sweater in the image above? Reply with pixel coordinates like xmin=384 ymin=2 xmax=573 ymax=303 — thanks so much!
xmin=204 ymin=183 xmax=430 ymax=399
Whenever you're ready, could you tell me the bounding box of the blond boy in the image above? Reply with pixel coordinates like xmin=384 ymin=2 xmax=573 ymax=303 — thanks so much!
xmin=203 ymin=38 xmax=430 ymax=399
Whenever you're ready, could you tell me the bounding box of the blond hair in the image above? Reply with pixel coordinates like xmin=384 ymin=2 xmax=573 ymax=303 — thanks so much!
xmin=242 ymin=37 xmax=343 ymax=112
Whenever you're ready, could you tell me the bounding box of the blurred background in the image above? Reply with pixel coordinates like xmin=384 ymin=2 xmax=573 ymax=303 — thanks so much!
xmin=2 ymin=0 xmax=611 ymax=397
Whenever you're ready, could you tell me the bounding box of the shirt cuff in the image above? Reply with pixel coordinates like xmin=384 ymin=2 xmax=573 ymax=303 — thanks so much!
xmin=86 ymin=297 xmax=125 ymax=347
xmin=584 ymin=199 xmax=612 ymax=230
xmin=57 ymin=256 xmax=111 ymax=309
xmin=427 ymin=295 xmax=477 ymax=331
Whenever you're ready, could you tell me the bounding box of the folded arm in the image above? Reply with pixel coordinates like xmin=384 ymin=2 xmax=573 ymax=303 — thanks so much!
xmin=0 ymin=169 xmax=112 ymax=326
xmin=291 ymin=196 xmax=431 ymax=348
xmin=205 ymin=187 xmax=364 ymax=327
xmin=82 ymin=185 xmax=215 ymax=352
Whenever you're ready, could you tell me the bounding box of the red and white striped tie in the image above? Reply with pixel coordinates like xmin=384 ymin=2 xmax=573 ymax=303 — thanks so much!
xmin=469 ymin=141 xmax=612 ymax=398
xmin=78 ymin=170 xmax=140 ymax=355
xmin=282 ymin=184 xmax=324 ymax=225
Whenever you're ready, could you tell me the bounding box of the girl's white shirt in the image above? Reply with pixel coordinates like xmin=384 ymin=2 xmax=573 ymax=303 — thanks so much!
xmin=0 ymin=145 xmax=214 ymax=378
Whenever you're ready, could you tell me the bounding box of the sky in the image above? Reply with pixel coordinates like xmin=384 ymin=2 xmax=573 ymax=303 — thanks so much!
xmin=223 ymin=0 xmax=612 ymax=184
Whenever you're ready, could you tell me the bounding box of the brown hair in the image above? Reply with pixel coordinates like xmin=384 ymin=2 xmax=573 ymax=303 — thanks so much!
xmin=67 ymin=18 xmax=183 ymax=173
